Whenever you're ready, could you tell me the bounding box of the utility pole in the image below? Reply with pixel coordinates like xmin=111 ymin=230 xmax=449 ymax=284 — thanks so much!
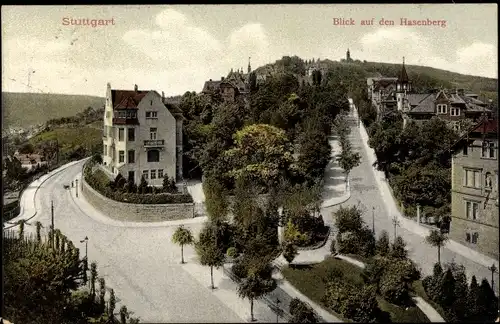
xmin=392 ymin=215 xmax=400 ymax=241
xmin=51 ymin=200 xmax=55 ymax=248
xmin=76 ymin=179 xmax=79 ymax=197
xmin=372 ymin=207 xmax=375 ymax=234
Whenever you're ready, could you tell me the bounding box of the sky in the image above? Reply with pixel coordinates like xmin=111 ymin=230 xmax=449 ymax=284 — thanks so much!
xmin=2 ymin=4 xmax=498 ymax=97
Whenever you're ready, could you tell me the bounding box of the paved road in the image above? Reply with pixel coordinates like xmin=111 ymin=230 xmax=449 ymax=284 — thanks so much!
xmin=11 ymin=161 xmax=281 ymax=323
xmin=325 ymin=108 xmax=499 ymax=292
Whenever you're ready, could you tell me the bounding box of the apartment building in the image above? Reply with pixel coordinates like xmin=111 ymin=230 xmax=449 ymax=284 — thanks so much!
xmin=102 ymin=83 xmax=183 ymax=186
xmin=450 ymin=117 xmax=498 ymax=259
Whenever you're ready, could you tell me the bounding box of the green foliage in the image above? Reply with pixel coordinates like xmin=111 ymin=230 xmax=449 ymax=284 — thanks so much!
xmin=333 ymin=205 xmax=364 ymax=234
xmin=162 ymin=176 xmax=178 ymax=194
xmin=84 ymin=164 xmax=193 ymax=204
xmin=195 ymin=222 xmax=226 ymax=288
xmin=390 ymin=236 xmax=408 ymax=260
xmin=91 ymin=153 xmax=103 ymax=165
xmin=283 ymin=241 xmax=298 ymax=264
xmin=289 ymin=298 xmax=319 ymax=323
xmin=425 ymin=230 xmax=449 ymax=264
xmin=334 ymin=206 xmax=375 ymax=257
xmin=203 ymin=175 xmax=229 ymax=221
xmin=172 ymin=225 xmax=194 ymax=263
xmin=376 ymin=230 xmax=390 ymax=256
xmin=284 ymin=219 xmax=308 ymax=246
xmin=330 ymin=238 xmax=337 ymax=255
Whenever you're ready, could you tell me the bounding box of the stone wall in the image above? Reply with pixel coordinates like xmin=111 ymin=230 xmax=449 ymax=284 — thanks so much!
xmin=82 ymin=176 xmax=194 ymax=222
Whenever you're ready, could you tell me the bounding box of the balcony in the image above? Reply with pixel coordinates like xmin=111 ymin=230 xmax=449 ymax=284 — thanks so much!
xmin=144 ymin=139 xmax=165 ymax=147
xmin=113 ymin=117 xmax=139 ymax=125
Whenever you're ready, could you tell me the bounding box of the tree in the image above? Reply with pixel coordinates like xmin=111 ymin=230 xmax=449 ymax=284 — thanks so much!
xmin=35 ymin=221 xmax=43 ymax=243
xmin=137 ymin=175 xmax=148 ymax=194
xmin=91 ymin=153 xmax=103 ymax=165
xmin=171 ymin=225 xmax=194 ymax=264
xmin=126 ymin=175 xmax=136 ymax=193
xmin=120 ymin=306 xmax=128 ymax=324
xmin=162 ymin=176 xmax=177 ymax=194
xmin=337 ymin=141 xmax=361 ymax=184
xmin=333 ymin=205 xmax=363 ymax=234
xmin=439 ymin=269 xmax=456 ymax=307
xmin=467 ymin=275 xmax=481 ymax=320
xmin=19 ymin=142 xmax=35 ymax=154
xmin=425 ymin=229 xmax=449 ymax=264
xmin=195 ymin=222 xmax=226 ymax=289
xmin=17 ymin=219 xmax=28 ymax=240
xmin=98 ymin=277 xmax=106 ymax=312
xmin=478 ymin=278 xmax=498 ymax=321
xmin=90 ymin=262 xmax=98 ymax=299
xmin=224 ymin=124 xmax=294 ymax=189
xmin=237 ymin=262 xmax=277 ymax=322
xmin=390 ymin=236 xmax=408 ymax=260
xmin=108 ymin=288 xmax=116 ymax=320
xmin=282 ymin=241 xmax=298 ymax=264
xmin=203 ymin=176 xmax=229 ymax=222
xmin=289 ymin=298 xmax=319 ymax=323
xmin=376 ymin=230 xmax=390 ymax=256
xmin=330 ymin=238 xmax=337 ymax=255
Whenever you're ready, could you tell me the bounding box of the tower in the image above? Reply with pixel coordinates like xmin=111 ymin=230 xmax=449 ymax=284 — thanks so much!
xmin=346 ymin=49 xmax=351 ymax=62
xmin=397 ymin=57 xmax=411 ymax=127
xmin=248 ymin=57 xmax=251 ymax=73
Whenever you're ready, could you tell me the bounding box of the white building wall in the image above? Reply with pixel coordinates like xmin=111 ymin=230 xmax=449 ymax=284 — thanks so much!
xmin=103 ymin=83 xmax=114 ymax=168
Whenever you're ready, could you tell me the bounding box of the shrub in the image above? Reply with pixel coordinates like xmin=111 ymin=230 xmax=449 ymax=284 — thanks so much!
xmin=289 ymin=298 xmax=319 ymax=323
xmin=375 ymin=230 xmax=390 ymax=256
xmin=330 ymin=238 xmax=336 ymax=255
xmin=283 ymin=242 xmax=298 ymax=263
xmin=379 ymin=270 xmax=411 ymax=306
xmin=390 ymin=236 xmax=408 ymax=259
xmin=333 ymin=205 xmax=363 ymax=234
xmin=227 ymin=247 xmax=239 ymax=259
xmin=361 ymin=256 xmax=390 ymax=292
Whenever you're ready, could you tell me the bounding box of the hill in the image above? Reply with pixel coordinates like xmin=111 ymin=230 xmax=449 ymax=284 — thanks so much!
xmin=2 ymin=92 xmax=104 ymax=128
xmin=254 ymin=56 xmax=497 ymax=99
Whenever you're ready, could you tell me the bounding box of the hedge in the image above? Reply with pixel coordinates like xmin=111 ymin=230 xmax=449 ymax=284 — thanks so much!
xmin=84 ymin=162 xmax=193 ymax=204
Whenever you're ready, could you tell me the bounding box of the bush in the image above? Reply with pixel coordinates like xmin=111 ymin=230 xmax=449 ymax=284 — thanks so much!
xmin=390 ymin=236 xmax=408 ymax=259
xmin=283 ymin=242 xmax=298 ymax=263
xmin=289 ymin=298 xmax=319 ymax=323
xmin=375 ymin=230 xmax=390 ymax=256
xmin=379 ymin=271 xmax=411 ymax=306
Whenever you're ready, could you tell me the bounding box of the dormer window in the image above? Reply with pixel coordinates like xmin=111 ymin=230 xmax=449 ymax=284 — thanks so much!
xmin=450 ymin=107 xmax=460 ymax=116
xmin=437 ymin=104 xmax=447 ymax=114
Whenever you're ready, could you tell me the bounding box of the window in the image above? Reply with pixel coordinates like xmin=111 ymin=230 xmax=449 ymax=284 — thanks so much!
xmin=158 ymin=169 xmax=164 ymax=178
xmin=118 ymin=128 xmax=124 ymax=141
xmin=150 ymin=100 xmax=153 ymax=106
xmin=128 ymin=150 xmax=135 ymax=164
xmin=466 ymin=233 xmax=471 ymax=243
xmin=471 ymin=232 xmax=479 ymax=244
xmin=128 ymin=128 xmax=135 ymax=141
xmin=482 ymin=141 xmax=496 ymax=159
xmin=147 ymin=149 xmax=160 ymax=162
xmin=485 ymin=172 xmax=493 ymax=190
xmin=463 ymin=144 xmax=468 ymax=156
xmin=437 ymin=104 xmax=447 ymax=114
xmin=119 ymin=150 xmax=125 ymax=163
xmin=128 ymin=171 xmax=135 ymax=182
xmin=465 ymin=200 xmax=479 ymax=220
xmin=106 ymin=111 xmax=110 ymax=118
xmin=143 ymin=170 xmax=149 ymax=180
xmin=464 ymin=169 xmax=481 ymax=188
xmin=450 ymin=107 xmax=460 ymax=116
xmin=151 ymin=170 xmax=156 ymax=179
xmin=104 ymin=145 xmax=107 ymax=156
xmin=150 ymin=128 xmax=157 ymax=140
xmin=146 ymin=111 xmax=158 ymax=118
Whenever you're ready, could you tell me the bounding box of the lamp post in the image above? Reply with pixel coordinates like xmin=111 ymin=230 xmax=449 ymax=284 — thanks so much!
xmin=489 ymin=263 xmax=498 ymax=292
xmin=51 ymin=200 xmax=55 ymax=247
xmin=75 ymin=179 xmax=79 ymax=197
xmin=372 ymin=207 xmax=375 ymax=234
xmin=392 ymin=215 xmax=400 ymax=241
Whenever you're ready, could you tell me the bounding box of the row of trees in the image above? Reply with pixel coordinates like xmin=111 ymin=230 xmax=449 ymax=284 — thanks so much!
xmin=368 ymin=111 xmax=458 ymax=225
xmin=423 ymin=262 xmax=498 ymax=322
xmin=332 ymin=112 xmax=361 ymax=186
xmin=4 ymin=225 xmax=139 ymax=324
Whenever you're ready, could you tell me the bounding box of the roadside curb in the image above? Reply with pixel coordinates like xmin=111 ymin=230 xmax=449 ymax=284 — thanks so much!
xmin=3 ymin=159 xmax=83 ymax=230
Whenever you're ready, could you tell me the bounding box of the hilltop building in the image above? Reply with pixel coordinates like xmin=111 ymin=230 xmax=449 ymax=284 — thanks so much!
xmin=449 ymin=117 xmax=498 ymax=259
xmin=346 ymin=49 xmax=353 ymax=62
xmin=102 ymin=83 xmax=183 ymax=186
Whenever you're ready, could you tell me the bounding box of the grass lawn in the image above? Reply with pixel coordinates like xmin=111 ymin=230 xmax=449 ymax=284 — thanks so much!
xmin=29 ymin=126 xmax=102 ymax=156
xmin=282 ymin=256 xmax=430 ymax=323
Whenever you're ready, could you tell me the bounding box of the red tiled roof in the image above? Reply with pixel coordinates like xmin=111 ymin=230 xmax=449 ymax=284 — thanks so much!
xmin=111 ymin=90 xmax=148 ymax=110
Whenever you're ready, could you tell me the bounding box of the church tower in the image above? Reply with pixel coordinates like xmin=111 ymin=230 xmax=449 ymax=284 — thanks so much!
xmin=248 ymin=57 xmax=251 ymax=74
xmin=397 ymin=57 xmax=411 ymax=127
xmin=346 ymin=49 xmax=351 ymax=62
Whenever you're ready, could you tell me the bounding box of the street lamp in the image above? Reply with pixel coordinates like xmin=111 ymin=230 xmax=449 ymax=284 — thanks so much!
xmin=392 ymin=216 xmax=401 ymax=241
xmin=372 ymin=207 xmax=375 ymax=234
xmin=489 ymin=263 xmax=498 ymax=292
xmin=75 ymin=179 xmax=79 ymax=197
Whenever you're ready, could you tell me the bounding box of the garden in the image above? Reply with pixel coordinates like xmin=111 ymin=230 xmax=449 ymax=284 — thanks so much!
xmin=84 ymin=155 xmax=193 ymax=204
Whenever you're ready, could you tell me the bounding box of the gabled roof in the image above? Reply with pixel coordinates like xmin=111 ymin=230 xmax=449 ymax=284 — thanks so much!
xmin=202 ymin=80 xmax=221 ymax=93
xmin=409 ymin=94 xmax=435 ymax=114
xmin=398 ymin=61 xmax=409 ymax=83
xmin=111 ymin=90 xmax=148 ymax=110
xmin=451 ymin=117 xmax=498 ymax=152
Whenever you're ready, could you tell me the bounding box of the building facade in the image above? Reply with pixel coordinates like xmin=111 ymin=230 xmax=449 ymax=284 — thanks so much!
xmin=102 ymin=83 xmax=183 ymax=186
xmin=450 ymin=118 xmax=498 ymax=259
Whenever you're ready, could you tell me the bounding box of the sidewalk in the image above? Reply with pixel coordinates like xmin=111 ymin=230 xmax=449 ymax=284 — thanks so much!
xmin=4 ymin=160 xmax=82 ymax=230
xmin=350 ymin=99 xmax=499 ymax=270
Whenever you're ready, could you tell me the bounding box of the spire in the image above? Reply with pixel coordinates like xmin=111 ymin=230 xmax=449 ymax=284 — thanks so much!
xmin=248 ymin=56 xmax=251 ymax=73
xmin=398 ymin=57 xmax=409 ymax=83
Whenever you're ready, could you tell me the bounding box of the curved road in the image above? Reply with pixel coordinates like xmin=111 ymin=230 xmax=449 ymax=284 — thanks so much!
xmin=9 ymin=160 xmax=280 ymax=323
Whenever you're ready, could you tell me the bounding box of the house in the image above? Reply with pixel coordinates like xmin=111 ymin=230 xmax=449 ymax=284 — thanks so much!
xmin=369 ymin=59 xmax=493 ymax=128
xmin=449 ymin=117 xmax=498 ymax=259
xmin=102 ymin=83 xmax=183 ymax=186
xmin=13 ymin=152 xmax=47 ymax=171
xmin=202 ymin=60 xmax=254 ymax=103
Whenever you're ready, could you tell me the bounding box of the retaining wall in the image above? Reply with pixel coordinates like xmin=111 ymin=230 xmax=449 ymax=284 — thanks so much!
xmin=82 ymin=176 xmax=194 ymax=222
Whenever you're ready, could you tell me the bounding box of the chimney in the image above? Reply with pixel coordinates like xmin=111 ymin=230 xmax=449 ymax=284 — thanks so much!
xmin=162 ymin=91 xmax=165 ymax=102
xmin=209 ymin=79 xmax=212 ymax=82
xmin=107 ymin=82 xmax=111 ymax=90
xmin=221 ymin=76 xmax=225 ymax=81
xmin=134 ymin=84 xmax=138 ymax=92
